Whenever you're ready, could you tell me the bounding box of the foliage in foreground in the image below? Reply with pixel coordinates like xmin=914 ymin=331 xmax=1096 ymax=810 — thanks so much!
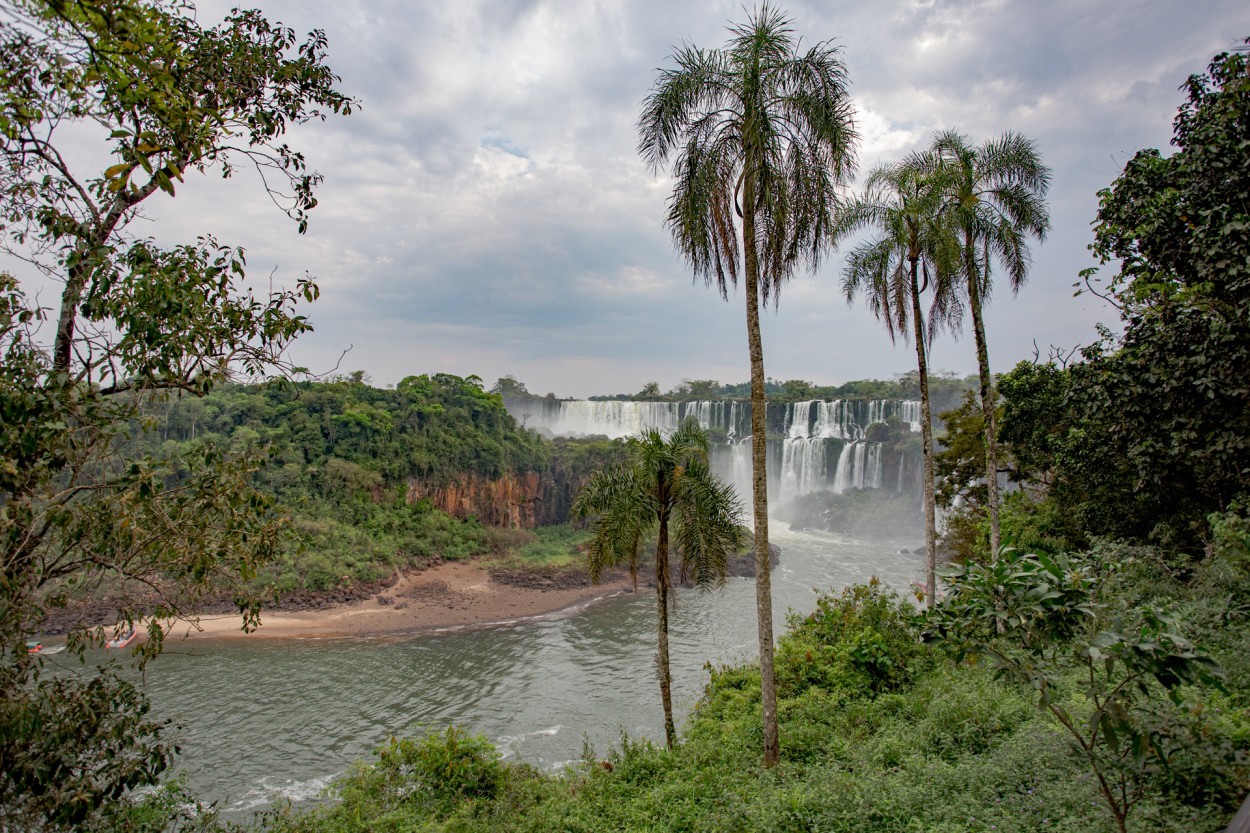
xmin=925 ymin=546 xmax=1232 ymax=833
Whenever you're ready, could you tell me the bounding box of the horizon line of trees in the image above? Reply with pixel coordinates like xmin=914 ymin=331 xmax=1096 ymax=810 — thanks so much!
xmin=493 ymin=371 xmax=977 ymax=404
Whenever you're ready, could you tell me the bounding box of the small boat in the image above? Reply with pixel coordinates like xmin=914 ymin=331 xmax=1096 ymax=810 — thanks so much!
xmin=26 ymin=641 xmax=42 ymax=654
xmin=106 ymin=626 xmax=137 ymax=649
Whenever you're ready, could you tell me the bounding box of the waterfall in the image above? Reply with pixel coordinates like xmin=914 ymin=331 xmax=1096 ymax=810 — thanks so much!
xmin=867 ymin=443 xmax=883 ymax=489
xmin=778 ymin=438 xmax=825 ymax=503
xmin=809 ymin=399 xmax=859 ymax=439
xmin=504 ymin=397 xmax=920 ymax=502
xmin=832 ymin=442 xmax=881 ymax=493
xmin=897 ymin=400 xmax=922 ymax=432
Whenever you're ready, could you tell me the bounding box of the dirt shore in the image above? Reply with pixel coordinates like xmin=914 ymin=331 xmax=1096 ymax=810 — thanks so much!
xmin=159 ymin=562 xmax=634 ymax=640
xmin=37 ymin=543 xmax=773 ymax=643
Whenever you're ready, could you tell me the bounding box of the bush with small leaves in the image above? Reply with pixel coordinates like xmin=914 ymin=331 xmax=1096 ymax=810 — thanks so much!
xmin=777 ymin=579 xmax=924 ymax=698
xmin=331 ymin=727 xmax=506 ymax=821
xmin=925 ymin=546 xmax=1227 ymax=833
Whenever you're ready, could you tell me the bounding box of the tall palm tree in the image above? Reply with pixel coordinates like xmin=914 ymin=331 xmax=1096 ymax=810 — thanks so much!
xmin=933 ymin=131 xmax=1051 ymax=556
xmin=838 ymin=154 xmax=960 ymax=607
xmin=572 ymin=419 xmax=745 ymax=750
xmin=637 ymin=3 xmax=856 ymax=767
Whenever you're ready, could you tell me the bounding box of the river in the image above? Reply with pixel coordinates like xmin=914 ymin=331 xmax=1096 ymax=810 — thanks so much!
xmin=116 ymin=526 xmax=924 ymax=816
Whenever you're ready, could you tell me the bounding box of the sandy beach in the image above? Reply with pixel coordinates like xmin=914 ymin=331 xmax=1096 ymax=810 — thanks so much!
xmin=161 ymin=562 xmax=635 ymax=641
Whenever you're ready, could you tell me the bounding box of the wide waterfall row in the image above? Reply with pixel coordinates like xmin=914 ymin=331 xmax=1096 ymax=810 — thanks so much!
xmin=506 ymin=397 xmax=919 ymax=503
xmin=505 ymin=398 xmax=750 ymax=440
xmin=507 ymin=398 xmax=918 ymax=441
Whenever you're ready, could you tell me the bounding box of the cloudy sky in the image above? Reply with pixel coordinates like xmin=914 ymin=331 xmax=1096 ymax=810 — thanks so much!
xmin=140 ymin=0 xmax=1249 ymax=398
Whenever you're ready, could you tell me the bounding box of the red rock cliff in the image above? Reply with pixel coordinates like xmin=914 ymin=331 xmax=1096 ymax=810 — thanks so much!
xmin=407 ymin=472 xmax=550 ymax=529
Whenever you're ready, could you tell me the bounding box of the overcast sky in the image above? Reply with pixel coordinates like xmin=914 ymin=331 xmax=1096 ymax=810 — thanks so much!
xmin=138 ymin=0 xmax=1249 ymax=398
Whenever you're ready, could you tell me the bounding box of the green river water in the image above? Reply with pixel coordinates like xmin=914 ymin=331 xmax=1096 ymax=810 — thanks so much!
xmin=49 ymin=526 xmax=925 ymax=816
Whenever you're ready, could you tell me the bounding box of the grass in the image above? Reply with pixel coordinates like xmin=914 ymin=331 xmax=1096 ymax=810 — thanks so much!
xmin=248 ymin=664 xmax=1196 ymax=833
xmin=480 ymin=524 xmax=588 ymax=571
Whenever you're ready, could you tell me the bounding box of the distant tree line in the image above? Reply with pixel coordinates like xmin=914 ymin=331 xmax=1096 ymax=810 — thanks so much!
xmin=573 ymin=371 xmax=976 ymax=404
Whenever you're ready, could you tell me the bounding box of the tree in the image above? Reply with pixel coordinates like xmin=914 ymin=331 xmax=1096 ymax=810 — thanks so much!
xmin=0 ymin=0 xmax=352 ymax=826
xmin=572 ymin=419 xmax=745 ymax=749
xmin=933 ymin=130 xmax=1051 ymax=556
xmin=780 ymin=378 xmax=815 ymax=401
xmin=933 ymin=390 xmax=990 ymax=561
xmin=637 ymin=3 xmax=856 ymax=765
xmin=839 ymin=154 xmax=959 ymax=606
xmin=996 ymin=359 xmax=1071 ymax=491
xmin=1042 ymin=39 xmax=1250 ymax=548
xmin=677 ymin=378 xmax=720 ymax=400
xmin=635 ymin=380 xmax=661 ymax=399
xmin=491 ymin=375 xmax=530 ymax=397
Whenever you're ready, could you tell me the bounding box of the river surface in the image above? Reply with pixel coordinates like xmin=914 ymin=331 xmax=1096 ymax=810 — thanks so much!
xmin=87 ymin=526 xmax=924 ymax=815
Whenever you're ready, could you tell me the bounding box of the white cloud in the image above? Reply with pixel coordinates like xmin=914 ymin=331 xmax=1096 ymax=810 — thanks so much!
xmin=576 ymin=266 xmax=670 ymax=297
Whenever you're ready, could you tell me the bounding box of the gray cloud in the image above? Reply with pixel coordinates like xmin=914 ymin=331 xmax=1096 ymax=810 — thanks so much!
xmin=66 ymin=1 xmax=1250 ymax=395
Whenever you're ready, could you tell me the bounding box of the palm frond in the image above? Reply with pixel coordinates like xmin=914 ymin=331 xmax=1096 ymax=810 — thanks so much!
xmin=672 ymin=457 xmax=745 ymax=589
xmin=931 ymin=129 xmax=1051 ymax=302
xmin=571 ymin=466 xmax=653 ymax=583
xmin=639 ymin=3 xmax=856 ymax=306
xmin=842 ymin=153 xmax=961 ymax=344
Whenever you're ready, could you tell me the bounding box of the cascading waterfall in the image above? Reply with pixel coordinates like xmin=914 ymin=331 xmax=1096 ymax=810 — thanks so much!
xmin=897 ymin=400 xmax=922 ymax=432
xmin=505 ymin=399 xmax=753 ymax=441
xmin=807 ymin=400 xmax=861 ymax=440
xmin=832 ymin=442 xmax=884 ymax=494
xmin=505 ymin=397 xmax=919 ymax=502
xmin=778 ymin=438 xmax=824 ymax=503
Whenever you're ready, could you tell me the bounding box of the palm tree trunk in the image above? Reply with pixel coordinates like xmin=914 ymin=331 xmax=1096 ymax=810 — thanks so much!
xmin=909 ymin=257 xmax=939 ymax=608
xmin=966 ymin=240 xmax=1001 ymax=556
xmin=656 ymin=514 xmax=676 ymax=749
xmin=743 ymin=191 xmax=780 ymax=768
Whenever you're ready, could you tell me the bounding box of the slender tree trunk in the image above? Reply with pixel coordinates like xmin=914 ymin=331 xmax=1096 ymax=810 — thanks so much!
xmin=53 ymin=261 xmax=89 ymax=375
xmin=742 ymin=191 xmax=780 ymax=768
xmin=53 ymin=182 xmax=159 ymax=375
xmin=909 ymin=256 xmax=939 ymax=608
xmin=656 ymin=513 xmax=675 ymax=749
xmin=966 ymin=239 xmax=1001 ymax=556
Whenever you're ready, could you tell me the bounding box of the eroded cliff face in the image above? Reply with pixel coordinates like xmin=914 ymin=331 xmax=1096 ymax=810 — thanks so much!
xmin=407 ymin=472 xmax=555 ymax=529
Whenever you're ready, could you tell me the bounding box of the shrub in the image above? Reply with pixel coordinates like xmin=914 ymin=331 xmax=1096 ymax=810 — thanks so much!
xmin=776 ymin=579 xmax=923 ymax=698
xmin=925 ymin=546 xmax=1228 ymax=833
xmin=332 ymin=727 xmax=505 ymax=820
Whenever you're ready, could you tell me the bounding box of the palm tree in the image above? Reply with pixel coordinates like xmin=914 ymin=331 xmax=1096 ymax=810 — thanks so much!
xmin=637 ymin=3 xmax=856 ymax=767
xmin=933 ymin=131 xmax=1051 ymax=556
xmin=572 ymin=419 xmax=745 ymax=750
xmin=838 ymin=154 xmax=960 ymax=607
